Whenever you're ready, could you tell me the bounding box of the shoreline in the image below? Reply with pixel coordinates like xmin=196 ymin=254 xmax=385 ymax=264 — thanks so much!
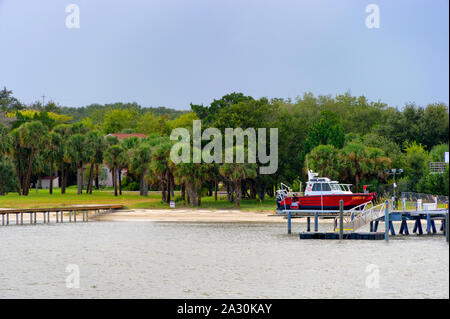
xmin=92 ymin=209 xmax=301 ymax=223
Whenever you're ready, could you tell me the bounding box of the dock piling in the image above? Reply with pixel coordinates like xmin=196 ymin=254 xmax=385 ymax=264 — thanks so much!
xmin=446 ymin=212 xmax=449 ymax=243
xmin=287 ymin=212 xmax=292 ymax=234
xmin=314 ymin=212 xmax=318 ymax=232
xmin=339 ymin=200 xmax=344 ymax=240
xmin=385 ymin=200 xmax=389 ymax=241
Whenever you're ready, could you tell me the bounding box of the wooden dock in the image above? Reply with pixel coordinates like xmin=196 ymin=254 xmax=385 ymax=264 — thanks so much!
xmin=274 ymin=201 xmax=449 ymax=241
xmin=0 ymin=205 xmax=123 ymax=226
xmin=300 ymin=232 xmax=385 ymax=240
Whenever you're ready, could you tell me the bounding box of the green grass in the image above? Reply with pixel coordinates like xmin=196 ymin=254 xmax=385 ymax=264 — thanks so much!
xmin=0 ymin=187 xmax=276 ymax=211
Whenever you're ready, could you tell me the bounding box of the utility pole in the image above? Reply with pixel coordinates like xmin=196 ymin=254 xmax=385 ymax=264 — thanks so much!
xmin=42 ymin=94 xmax=46 ymax=108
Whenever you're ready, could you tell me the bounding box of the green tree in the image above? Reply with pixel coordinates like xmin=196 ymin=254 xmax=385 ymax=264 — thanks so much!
xmin=45 ymin=131 xmax=62 ymax=194
xmin=0 ymin=158 xmax=17 ymax=195
xmin=104 ymin=144 xmax=125 ymax=196
xmin=403 ymin=142 xmax=429 ymax=192
xmin=86 ymin=131 xmax=106 ymax=194
xmin=305 ymin=144 xmax=341 ymax=180
xmin=219 ymin=146 xmax=257 ymax=207
xmin=66 ymin=134 xmax=94 ymax=195
xmin=15 ymin=121 xmax=48 ymax=195
xmin=303 ymin=111 xmax=345 ymax=156
xmin=130 ymin=143 xmax=152 ymax=196
xmin=103 ymin=109 xmax=138 ymax=134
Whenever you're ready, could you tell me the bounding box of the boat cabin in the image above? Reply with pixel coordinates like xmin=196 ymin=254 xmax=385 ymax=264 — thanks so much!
xmin=305 ymin=170 xmax=352 ymax=196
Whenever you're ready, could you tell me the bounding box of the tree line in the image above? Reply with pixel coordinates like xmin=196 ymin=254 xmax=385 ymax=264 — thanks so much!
xmin=0 ymin=87 xmax=448 ymax=203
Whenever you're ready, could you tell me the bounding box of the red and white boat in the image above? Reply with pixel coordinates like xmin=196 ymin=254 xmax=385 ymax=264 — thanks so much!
xmin=276 ymin=170 xmax=375 ymax=211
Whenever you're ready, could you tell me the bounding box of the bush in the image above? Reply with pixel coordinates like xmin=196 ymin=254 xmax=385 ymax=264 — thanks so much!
xmin=0 ymin=158 xmax=17 ymax=195
xmin=121 ymin=175 xmax=139 ymax=191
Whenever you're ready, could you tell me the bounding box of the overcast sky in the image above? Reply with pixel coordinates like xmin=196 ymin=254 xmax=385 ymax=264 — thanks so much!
xmin=0 ymin=0 xmax=448 ymax=110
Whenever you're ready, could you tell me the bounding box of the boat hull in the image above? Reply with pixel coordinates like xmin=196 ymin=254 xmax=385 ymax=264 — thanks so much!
xmin=278 ymin=193 xmax=374 ymax=211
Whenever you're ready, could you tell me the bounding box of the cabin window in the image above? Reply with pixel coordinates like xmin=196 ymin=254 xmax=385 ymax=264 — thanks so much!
xmin=330 ymin=184 xmax=341 ymax=191
xmin=312 ymin=183 xmax=331 ymax=191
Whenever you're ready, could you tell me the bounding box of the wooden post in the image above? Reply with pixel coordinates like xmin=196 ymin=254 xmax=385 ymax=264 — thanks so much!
xmin=426 ymin=213 xmax=432 ymax=234
xmin=446 ymin=211 xmax=449 ymax=243
xmin=307 ymin=217 xmax=311 ymax=232
xmin=34 ymin=212 xmax=36 ymax=224
xmin=74 ymin=211 xmax=77 ymax=222
xmin=385 ymin=200 xmax=389 ymax=241
xmin=339 ymin=200 xmax=344 ymax=240
xmin=69 ymin=211 xmax=72 ymax=222
xmin=314 ymin=212 xmax=318 ymax=232
xmin=6 ymin=213 xmax=9 ymax=226
xmin=16 ymin=213 xmax=18 ymax=225
xmin=60 ymin=211 xmax=63 ymax=223
xmin=287 ymin=212 xmax=291 ymax=234
xmin=20 ymin=213 xmax=23 ymax=225
xmin=29 ymin=213 xmax=32 ymax=224
xmin=1 ymin=214 xmax=4 ymax=226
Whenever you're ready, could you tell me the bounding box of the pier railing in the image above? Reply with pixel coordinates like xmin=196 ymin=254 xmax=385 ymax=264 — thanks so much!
xmin=336 ymin=202 xmax=387 ymax=231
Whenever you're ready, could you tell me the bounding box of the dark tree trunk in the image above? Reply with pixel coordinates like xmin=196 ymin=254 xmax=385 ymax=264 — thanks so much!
xmin=87 ymin=162 xmax=94 ymax=194
xmin=77 ymin=163 xmax=83 ymax=195
xmin=257 ymin=180 xmax=266 ymax=201
xmin=23 ymin=149 xmax=36 ymax=196
xmin=249 ymin=179 xmax=257 ymax=199
xmin=214 ymin=178 xmax=218 ymax=201
xmin=235 ymin=180 xmax=242 ymax=207
xmin=49 ymin=158 xmax=54 ymax=195
xmin=113 ymin=166 xmax=118 ymax=196
xmin=61 ymin=164 xmax=65 ymax=194
xmin=140 ymin=169 xmax=148 ymax=196
xmin=226 ymin=182 xmax=234 ymax=202
xmin=118 ymin=169 xmax=122 ymax=195
xmin=181 ymin=182 xmax=186 ymax=201
xmin=62 ymin=165 xmax=69 ymax=194
xmin=17 ymin=164 xmax=22 ymax=196
xmin=170 ymin=173 xmax=175 ymax=198
xmin=95 ymin=164 xmax=99 ymax=190
xmin=165 ymin=170 xmax=171 ymax=203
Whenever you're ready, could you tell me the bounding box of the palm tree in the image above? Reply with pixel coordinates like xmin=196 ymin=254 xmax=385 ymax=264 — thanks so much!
xmin=53 ymin=124 xmax=73 ymax=194
xmin=0 ymin=123 xmax=10 ymax=156
xmin=219 ymin=147 xmax=257 ymax=207
xmin=150 ymin=140 xmax=174 ymax=203
xmin=66 ymin=134 xmax=93 ymax=195
xmin=340 ymin=142 xmax=372 ymax=191
xmin=86 ymin=131 xmax=105 ymax=194
xmin=45 ymin=131 xmax=62 ymax=194
xmin=104 ymin=144 xmax=125 ymax=196
xmin=305 ymin=144 xmax=341 ymax=181
xmin=15 ymin=121 xmax=48 ymax=195
xmin=130 ymin=143 xmax=152 ymax=196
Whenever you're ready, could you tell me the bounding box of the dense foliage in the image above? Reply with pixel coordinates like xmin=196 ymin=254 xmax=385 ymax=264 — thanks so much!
xmin=0 ymin=86 xmax=448 ymax=205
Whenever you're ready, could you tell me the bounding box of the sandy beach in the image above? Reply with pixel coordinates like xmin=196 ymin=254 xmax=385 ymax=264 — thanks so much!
xmin=92 ymin=209 xmax=300 ymax=223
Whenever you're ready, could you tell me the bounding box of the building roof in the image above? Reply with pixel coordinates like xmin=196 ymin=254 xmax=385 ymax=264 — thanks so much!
xmin=107 ymin=133 xmax=147 ymax=140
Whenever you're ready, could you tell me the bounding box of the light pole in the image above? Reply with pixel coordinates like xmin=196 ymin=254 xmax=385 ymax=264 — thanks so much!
xmin=385 ymin=168 xmax=403 ymax=208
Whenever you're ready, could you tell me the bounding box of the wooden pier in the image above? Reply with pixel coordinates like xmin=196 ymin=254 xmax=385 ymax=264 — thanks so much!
xmin=0 ymin=205 xmax=123 ymax=226
xmin=275 ymin=200 xmax=449 ymax=241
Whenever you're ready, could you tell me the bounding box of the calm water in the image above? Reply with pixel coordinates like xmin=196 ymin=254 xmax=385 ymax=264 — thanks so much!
xmin=0 ymin=220 xmax=448 ymax=298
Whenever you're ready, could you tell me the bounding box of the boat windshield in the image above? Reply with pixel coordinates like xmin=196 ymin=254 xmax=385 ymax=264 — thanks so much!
xmin=330 ymin=184 xmax=341 ymax=191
